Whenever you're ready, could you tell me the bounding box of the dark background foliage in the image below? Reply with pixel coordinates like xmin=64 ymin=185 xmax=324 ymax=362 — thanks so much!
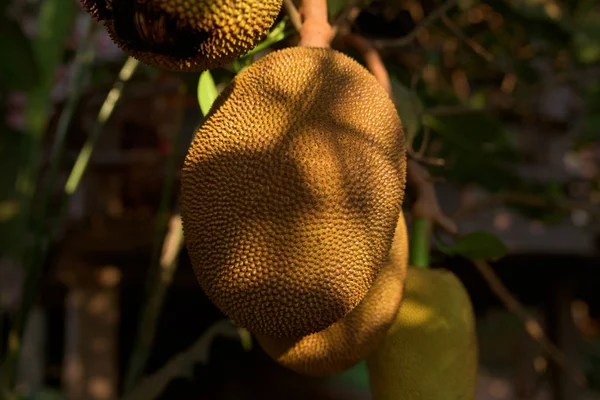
xmin=0 ymin=0 xmax=599 ymax=399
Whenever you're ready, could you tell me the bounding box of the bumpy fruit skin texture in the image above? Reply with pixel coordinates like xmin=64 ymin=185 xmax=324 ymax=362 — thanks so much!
xmin=181 ymin=47 xmax=406 ymax=338
xmin=80 ymin=0 xmax=282 ymax=72
xmin=255 ymin=212 xmax=409 ymax=376
xmin=366 ymin=268 xmax=478 ymax=400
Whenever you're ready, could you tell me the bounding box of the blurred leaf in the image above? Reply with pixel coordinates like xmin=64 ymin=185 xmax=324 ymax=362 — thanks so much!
xmin=469 ymin=91 xmax=487 ymax=110
xmin=490 ymin=1 xmax=572 ymax=44
xmin=571 ymin=83 xmax=600 ymax=147
xmin=577 ymin=14 xmax=600 ymax=39
xmin=422 ymin=113 xmax=521 ymax=192
xmin=244 ymin=18 xmax=290 ymax=58
xmin=231 ymin=56 xmax=253 ymax=74
xmin=439 ymin=231 xmax=508 ymax=261
xmin=505 ymin=181 xmax=570 ymax=224
xmin=327 ymin=0 xmax=373 ymax=18
xmin=25 ymin=389 xmax=65 ymax=400
xmin=13 ymin=0 xmax=77 ymax=259
xmin=0 ymin=201 xmax=20 ymax=222
xmin=233 ymin=19 xmax=293 ymax=72
xmin=327 ymin=0 xmax=347 ymax=18
xmin=514 ymin=60 xmax=539 ymax=85
xmin=0 ymin=15 xmax=39 ymax=91
xmin=571 ymin=11 xmax=600 ymax=64
xmin=237 ymin=327 xmax=253 ymax=351
xmin=430 ymin=113 xmax=517 ymax=154
xmin=505 ymin=0 xmax=563 ymax=21
xmin=125 ymin=320 xmax=241 ymax=400
xmin=30 ymin=0 xmax=78 ymax=89
xmin=324 ymin=360 xmax=370 ymax=390
xmin=0 ymin=124 xmax=28 ymax=258
xmin=197 ymin=71 xmax=218 ymax=117
xmin=458 ymin=0 xmax=476 ymax=10
xmin=391 ymin=78 xmax=423 ymax=143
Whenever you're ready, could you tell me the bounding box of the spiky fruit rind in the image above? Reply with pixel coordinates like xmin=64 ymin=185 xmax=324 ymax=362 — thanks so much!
xmin=367 ymin=268 xmax=478 ymax=400
xmin=81 ymin=0 xmax=282 ymax=72
xmin=255 ymin=212 xmax=409 ymax=376
xmin=181 ymin=47 xmax=406 ymax=338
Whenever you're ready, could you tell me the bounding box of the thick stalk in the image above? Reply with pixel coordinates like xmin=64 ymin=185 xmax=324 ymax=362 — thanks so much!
xmin=299 ymin=0 xmax=333 ymax=48
xmin=409 ymin=217 xmax=432 ymax=268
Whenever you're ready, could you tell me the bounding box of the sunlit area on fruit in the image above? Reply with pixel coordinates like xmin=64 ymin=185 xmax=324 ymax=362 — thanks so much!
xmin=1 ymin=0 xmax=599 ymax=399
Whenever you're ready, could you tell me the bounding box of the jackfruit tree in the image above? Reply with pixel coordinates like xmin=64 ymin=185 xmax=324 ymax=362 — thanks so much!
xmin=0 ymin=0 xmax=598 ymax=399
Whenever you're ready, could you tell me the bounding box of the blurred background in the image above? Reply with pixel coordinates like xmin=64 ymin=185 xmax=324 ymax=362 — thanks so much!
xmin=0 ymin=0 xmax=599 ymax=399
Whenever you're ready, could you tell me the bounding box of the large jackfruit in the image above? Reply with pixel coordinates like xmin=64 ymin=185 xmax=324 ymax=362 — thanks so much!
xmin=367 ymin=268 xmax=478 ymax=400
xmin=80 ymin=0 xmax=282 ymax=72
xmin=181 ymin=47 xmax=406 ymax=338
xmin=255 ymin=211 xmax=408 ymax=376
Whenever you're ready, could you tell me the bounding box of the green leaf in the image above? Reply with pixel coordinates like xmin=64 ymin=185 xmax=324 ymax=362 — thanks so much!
xmin=327 ymin=0 xmax=346 ymax=18
xmin=439 ymin=231 xmax=508 ymax=261
xmin=29 ymin=389 xmax=65 ymax=400
xmin=231 ymin=56 xmax=253 ymax=74
xmin=0 ymin=15 xmax=39 ymax=91
xmin=492 ymin=1 xmax=572 ymax=44
xmin=234 ymin=19 xmax=293 ymax=71
xmin=422 ymin=113 xmax=521 ymax=192
xmin=244 ymin=19 xmax=290 ymax=58
xmin=197 ymin=71 xmax=218 ymax=117
xmin=12 ymin=0 xmax=77 ymax=261
xmin=571 ymin=10 xmax=600 ymax=63
xmin=324 ymin=360 xmax=370 ymax=390
xmin=504 ymin=181 xmax=570 ymax=224
xmin=237 ymin=327 xmax=253 ymax=351
xmin=391 ymin=78 xmax=423 ymax=144
xmin=0 ymin=107 xmax=26 ymax=259
xmin=31 ymin=0 xmax=78 ymax=88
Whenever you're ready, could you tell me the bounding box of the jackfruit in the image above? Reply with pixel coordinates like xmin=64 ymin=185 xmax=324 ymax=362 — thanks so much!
xmin=181 ymin=47 xmax=406 ymax=338
xmin=80 ymin=0 xmax=282 ymax=72
xmin=255 ymin=211 xmax=408 ymax=376
xmin=366 ymin=268 xmax=478 ymax=400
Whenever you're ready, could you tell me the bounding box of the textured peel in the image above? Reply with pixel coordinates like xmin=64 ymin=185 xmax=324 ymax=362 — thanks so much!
xmin=255 ymin=211 xmax=409 ymax=376
xmin=80 ymin=0 xmax=282 ymax=72
xmin=181 ymin=47 xmax=406 ymax=338
xmin=366 ymin=268 xmax=478 ymax=400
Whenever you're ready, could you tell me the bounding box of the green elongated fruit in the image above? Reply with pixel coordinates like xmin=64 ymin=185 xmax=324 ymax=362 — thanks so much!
xmin=367 ymin=268 xmax=478 ymax=400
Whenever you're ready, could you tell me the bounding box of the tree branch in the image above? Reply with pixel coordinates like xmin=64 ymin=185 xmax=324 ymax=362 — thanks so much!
xmin=472 ymin=259 xmax=588 ymax=387
xmin=406 ymin=160 xmax=589 ymax=389
xmin=124 ymin=320 xmax=241 ymax=400
xmin=283 ymin=0 xmax=303 ymax=33
xmin=373 ymin=0 xmax=459 ymax=48
xmin=408 ymin=160 xmax=457 ymax=234
xmin=331 ymin=0 xmax=362 ymax=38
xmin=124 ymin=214 xmax=185 ymax=392
xmin=342 ymin=34 xmax=392 ymax=96
xmin=441 ymin=14 xmax=494 ymax=62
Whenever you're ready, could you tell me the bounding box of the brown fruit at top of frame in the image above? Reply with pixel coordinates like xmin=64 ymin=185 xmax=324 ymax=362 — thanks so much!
xmin=80 ymin=0 xmax=283 ymax=72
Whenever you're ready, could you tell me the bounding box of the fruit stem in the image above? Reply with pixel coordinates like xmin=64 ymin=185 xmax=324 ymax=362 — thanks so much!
xmin=406 ymin=160 xmax=457 ymax=270
xmin=409 ymin=217 xmax=431 ymax=268
xmin=299 ymin=0 xmax=333 ymax=48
